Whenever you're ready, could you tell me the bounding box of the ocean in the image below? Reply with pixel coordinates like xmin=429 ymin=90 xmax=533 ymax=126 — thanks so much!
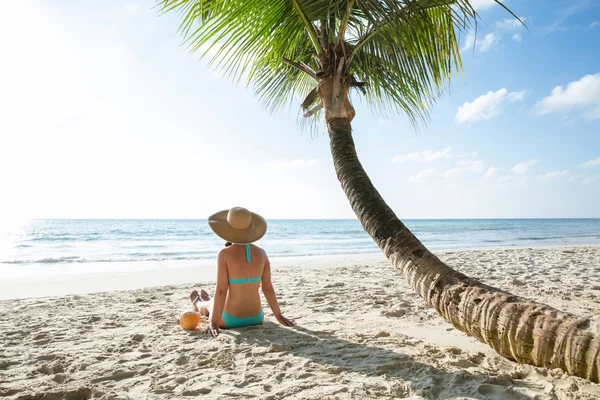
xmin=1 ymin=219 xmax=600 ymax=267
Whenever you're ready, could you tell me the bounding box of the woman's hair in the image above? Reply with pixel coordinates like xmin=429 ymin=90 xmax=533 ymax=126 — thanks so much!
xmin=224 ymin=241 xmax=232 ymax=247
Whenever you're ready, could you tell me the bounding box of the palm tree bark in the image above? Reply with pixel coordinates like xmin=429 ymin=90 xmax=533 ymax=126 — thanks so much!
xmin=326 ymin=116 xmax=600 ymax=383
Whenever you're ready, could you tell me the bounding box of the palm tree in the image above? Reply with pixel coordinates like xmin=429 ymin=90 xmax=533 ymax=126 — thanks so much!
xmin=159 ymin=0 xmax=600 ymax=382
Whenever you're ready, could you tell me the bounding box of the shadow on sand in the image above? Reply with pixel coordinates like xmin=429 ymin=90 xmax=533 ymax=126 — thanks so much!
xmin=190 ymin=321 xmax=537 ymax=399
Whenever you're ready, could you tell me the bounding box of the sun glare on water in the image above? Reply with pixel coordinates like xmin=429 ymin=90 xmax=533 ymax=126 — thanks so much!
xmin=0 ymin=218 xmax=33 ymax=257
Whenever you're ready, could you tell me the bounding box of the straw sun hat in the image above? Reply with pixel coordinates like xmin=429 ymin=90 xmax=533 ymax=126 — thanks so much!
xmin=208 ymin=207 xmax=267 ymax=244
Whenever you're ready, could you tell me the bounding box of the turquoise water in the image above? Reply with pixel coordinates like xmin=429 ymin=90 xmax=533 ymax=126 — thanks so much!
xmin=1 ymin=219 xmax=599 ymax=265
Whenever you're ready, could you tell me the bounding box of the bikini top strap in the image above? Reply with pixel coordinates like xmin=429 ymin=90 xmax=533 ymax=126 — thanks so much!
xmin=245 ymin=244 xmax=251 ymax=264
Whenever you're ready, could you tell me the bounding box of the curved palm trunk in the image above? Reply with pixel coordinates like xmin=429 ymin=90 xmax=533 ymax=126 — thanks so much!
xmin=325 ymin=116 xmax=600 ymax=383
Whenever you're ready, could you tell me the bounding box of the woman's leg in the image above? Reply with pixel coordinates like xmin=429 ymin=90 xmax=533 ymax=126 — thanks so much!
xmin=190 ymin=289 xmax=227 ymax=329
xmin=190 ymin=289 xmax=212 ymax=316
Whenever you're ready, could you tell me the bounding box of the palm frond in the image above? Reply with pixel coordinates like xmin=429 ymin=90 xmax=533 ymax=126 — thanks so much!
xmin=158 ymin=0 xmax=516 ymax=126
xmin=345 ymin=1 xmax=477 ymax=123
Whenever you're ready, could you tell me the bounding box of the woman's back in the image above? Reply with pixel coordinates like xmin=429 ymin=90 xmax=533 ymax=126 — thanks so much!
xmin=193 ymin=206 xmax=295 ymax=336
xmin=223 ymin=244 xmax=265 ymax=316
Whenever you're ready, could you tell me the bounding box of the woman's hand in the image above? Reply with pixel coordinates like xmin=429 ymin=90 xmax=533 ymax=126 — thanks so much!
xmin=275 ymin=314 xmax=296 ymax=327
xmin=207 ymin=322 xmax=220 ymax=338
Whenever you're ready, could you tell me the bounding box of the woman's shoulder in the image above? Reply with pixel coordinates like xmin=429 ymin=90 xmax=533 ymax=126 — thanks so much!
xmin=250 ymin=243 xmax=267 ymax=255
xmin=217 ymin=244 xmax=267 ymax=258
xmin=217 ymin=246 xmax=234 ymax=258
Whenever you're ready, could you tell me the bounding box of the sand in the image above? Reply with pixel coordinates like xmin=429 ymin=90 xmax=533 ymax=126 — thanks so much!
xmin=1 ymin=246 xmax=600 ymax=399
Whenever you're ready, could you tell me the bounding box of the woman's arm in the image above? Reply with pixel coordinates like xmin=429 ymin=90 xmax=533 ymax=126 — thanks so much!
xmin=209 ymin=249 xmax=229 ymax=336
xmin=261 ymin=256 xmax=295 ymax=327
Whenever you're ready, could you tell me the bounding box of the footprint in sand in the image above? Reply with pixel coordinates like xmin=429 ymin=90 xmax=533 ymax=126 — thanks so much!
xmin=477 ymin=384 xmax=518 ymax=399
xmin=51 ymin=373 xmax=67 ymax=383
xmin=91 ymin=368 xmax=136 ymax=383
xmin=37 ymin=361 xmax=65 ymax=375
xmin=381 ymin=308 xmax=406 ymax=317
xmin=0 ymin=360 xmax=20 ymax=370
xmin=35 ymin=388 xmax=93 ymax=400
xmin=181 ymin=388 xmax=212 ymax=395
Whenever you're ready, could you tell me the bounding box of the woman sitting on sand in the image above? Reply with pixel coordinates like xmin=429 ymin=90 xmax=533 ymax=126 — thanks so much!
xmin=190 ymin=207 xmax=295 ymax=337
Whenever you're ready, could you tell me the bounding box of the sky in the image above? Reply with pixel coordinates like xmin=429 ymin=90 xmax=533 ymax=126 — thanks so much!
xmin=0 ymin=0 xmax=599 ymax=219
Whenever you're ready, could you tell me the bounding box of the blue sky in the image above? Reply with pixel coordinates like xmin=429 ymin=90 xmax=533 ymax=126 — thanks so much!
xmin=0 ymin=0 xmax=599 ymax=219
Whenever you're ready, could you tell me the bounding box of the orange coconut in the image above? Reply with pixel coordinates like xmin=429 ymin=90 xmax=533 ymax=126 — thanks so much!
xmin=179 ymin=311 xmax=201 ymax=330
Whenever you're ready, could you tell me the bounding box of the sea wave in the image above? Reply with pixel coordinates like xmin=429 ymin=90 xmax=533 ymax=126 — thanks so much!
xmin=2 ymin=256 xmax=83 ymax=264
xmin=3 ymin=219 xmax=599 ymax=266
xmin=517 ymin=233 xmax=600 ymax=241
xmin=31 ymin=236 xmax=79 ymax=241
xmin=0 ymin=249 xmax=382 ymax=265
xmin=1 ymin=256 xmax=168 ymax=264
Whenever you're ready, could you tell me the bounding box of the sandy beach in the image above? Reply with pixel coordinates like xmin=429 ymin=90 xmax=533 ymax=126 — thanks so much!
xmin=2 ymin=246 xmax=600 ymax=399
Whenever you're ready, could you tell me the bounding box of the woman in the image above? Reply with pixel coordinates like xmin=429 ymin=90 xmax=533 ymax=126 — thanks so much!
xmin=190 ymin=206 xmax=295 ymax=337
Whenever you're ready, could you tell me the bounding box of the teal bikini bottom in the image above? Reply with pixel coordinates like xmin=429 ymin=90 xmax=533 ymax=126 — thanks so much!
xmin=222 ymin=309 xmax=264 ymax=328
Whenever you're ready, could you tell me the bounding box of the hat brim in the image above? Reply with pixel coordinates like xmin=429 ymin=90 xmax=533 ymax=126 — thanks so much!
xmin=208 ymin=209 xmax=267 ymax=244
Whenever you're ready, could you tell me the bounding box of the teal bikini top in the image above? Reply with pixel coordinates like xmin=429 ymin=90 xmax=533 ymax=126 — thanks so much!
xmin=228 ymin=244 xmax=261 ymax=284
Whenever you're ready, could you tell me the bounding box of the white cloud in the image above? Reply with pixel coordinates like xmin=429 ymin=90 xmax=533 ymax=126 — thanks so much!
xmin=541 ymin=23 xmax=568 ymax=36
xmin=442 ymin=160 xmax=484 ymax=178
xmin=581 ymin=157 xmax=600 ymax=167
xmin=461 ymin=32 xmax=475 ymax=52
xmin=443 ymin=168 xmax=464 ymax=178
xmin=484 ymin=167 xmax=506 ymax=179
xmin=512 ymin=159 xmax=537 ymax=174
xmin=479 ymin=33 xmax=499 ymax=52
xmin=268 ymin=159 xmax=322 ymax=168
xmin=533 ymin=73 xmax=600 ymax=120
xmin=457 ymin=159 xmax=485 ymax=172
xmin=461 ymin=32 xmax=498 ymax=53
xmin=537 ymin=170 xmax=570 ymax=184
xmin=508 ymin=90 xmax=527 ymax=102
xmin=469 ymin=0 xmax=496 ymax=10
xmin=409 ymin=168 xmax=439 ymax=182
xmin=455 ymin=88 xmax=526 ymax=124
xmin=456 ymin=89 xmax=505 ymax=123
xmin=392 ymin=147 xmax=452 ymax=163
xmin=591 ymin=21 xmax=600 ymax=28
xmin=495 ymin=18 xmax=526 ymax=31
xmin=463 ymin=17 xmax=526 ymax=53
xmin=486 ymin=163 xmax=572 ymax=185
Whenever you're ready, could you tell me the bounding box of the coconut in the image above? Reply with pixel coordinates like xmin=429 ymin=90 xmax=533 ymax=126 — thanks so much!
xmin=179 ymin=311 xmax=201 ymax=331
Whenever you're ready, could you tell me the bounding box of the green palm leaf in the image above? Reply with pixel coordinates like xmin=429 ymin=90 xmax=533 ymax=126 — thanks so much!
xmin=157 ymin=0 xmax=513 ymax=123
